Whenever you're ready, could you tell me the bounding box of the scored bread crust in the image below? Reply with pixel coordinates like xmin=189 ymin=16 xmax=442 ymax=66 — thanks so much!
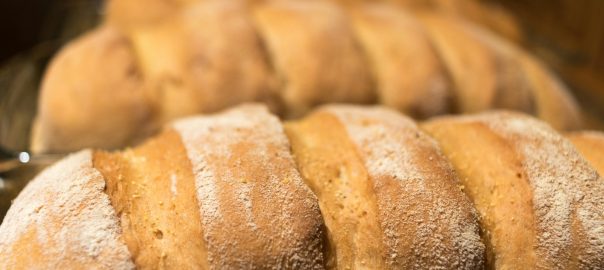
xmin=286 ymin=109 xmax=387 ymax=269
xmin=348 ymin=3 xmax=451 ymax=119
xmin=422 ymin=111 xmax=604 ymax=269
xmin=252 ymin=0 xmax=376 ymax=117
xmin=94 ymin=130 xmax=209 ymax=269
xmin=286 ymin=105 xmax=485 ymax=269
xmin=326 ymin=105 xmax=485 ymax=268
xmin=172 ymin=105 xmax=326 ymax=269
xmin=0 ymin=150 xmax=135 ymax=269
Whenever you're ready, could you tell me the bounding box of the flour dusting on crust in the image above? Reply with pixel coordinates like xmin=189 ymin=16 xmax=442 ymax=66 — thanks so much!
xmin=0 ymin=150 xmax=134 ymax=269
xmin=325 ymin=105 xmax=485 ymax=269
xmin=173 ymin=104 xmax=324 ymax=269
xmin=448 ymin=111 xmax=604 ymax=268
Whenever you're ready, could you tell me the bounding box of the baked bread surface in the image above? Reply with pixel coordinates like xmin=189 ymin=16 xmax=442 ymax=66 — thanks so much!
xmin=423 ymin=111 xmax=604 ymax=268
xmin=5 ymin=104 xmax=604 ymax=269
xmin=286 ymin=105 xmax=485 ymax=269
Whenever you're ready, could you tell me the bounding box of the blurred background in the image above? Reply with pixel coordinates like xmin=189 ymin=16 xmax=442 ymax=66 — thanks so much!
xmin=503 ymin=0 xmax=604 ymax=128
xmin=0 ymin=0 xmax=603 ymax=219
xmin=0 ymin=0 xmax=102 ymax=153
xmin=1 ymin=0 xmax=603 ymax=155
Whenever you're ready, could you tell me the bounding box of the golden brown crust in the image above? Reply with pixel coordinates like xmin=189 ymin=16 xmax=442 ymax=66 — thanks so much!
xmin=20 ymin=104 xmax=328 ymax=268
xmin=93 ymin=131 xmax=208 ymax=269
xmin=286 ymin=105 xmax=485 ymax=269
xmin=349 ymin=3 xmax=451 ymax=118
xmin=181 ymin=1 xmax=279 ymax=113
xmin=567 ymin=131 xmax=604 ymax=176
xmin=422 ymin=111 xmax=604 ymax=268
xmin=415 ymin=12 xmax=581 ymax=131
xmin=422 ymin=118 xmax=538 ymax=268
xmin=285 ymin=111 xmax=386 ymax=269
xmin=390 ymin=0 xmax=522 ymax=42
xmin=449 ymin=15 xmax=582 ymax=131
xmin=252 ymin=0 xmax=376 ymax=117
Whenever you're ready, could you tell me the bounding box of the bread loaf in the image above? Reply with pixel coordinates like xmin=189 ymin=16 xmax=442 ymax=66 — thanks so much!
xmin=32 ymin=0 xmax=583 ymax=153
xmin=3 ymin=105 xmax=326 ymax=269
xmin=4 ymin=103 xmax=604 ymax=268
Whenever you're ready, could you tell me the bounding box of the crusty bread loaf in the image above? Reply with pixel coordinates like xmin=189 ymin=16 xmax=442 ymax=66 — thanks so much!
xmin=94 ymin=131 xmax=208 ymax=268
xmin=5 ymin=103 xmax=604 ymax=268
xmin=32 ymin=0 xmax=583 ymax=153
xmin=285 ymin=105 xmax=484 ymax=268
xmin=422 ymin=111 xmax=604 ymax=268
xmin=4 ymin=105 xmax=326 ymax=269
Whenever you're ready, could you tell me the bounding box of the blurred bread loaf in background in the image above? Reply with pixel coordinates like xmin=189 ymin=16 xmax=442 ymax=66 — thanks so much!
xmin=30 ymin=0 xmax=586 ymax=153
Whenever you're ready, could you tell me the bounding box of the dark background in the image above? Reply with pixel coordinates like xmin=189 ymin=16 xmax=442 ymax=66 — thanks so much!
xmin=0 ymin=0 xmax=101 ymax=62
xmin=0 ymin=1 xmax=51 ymax=62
